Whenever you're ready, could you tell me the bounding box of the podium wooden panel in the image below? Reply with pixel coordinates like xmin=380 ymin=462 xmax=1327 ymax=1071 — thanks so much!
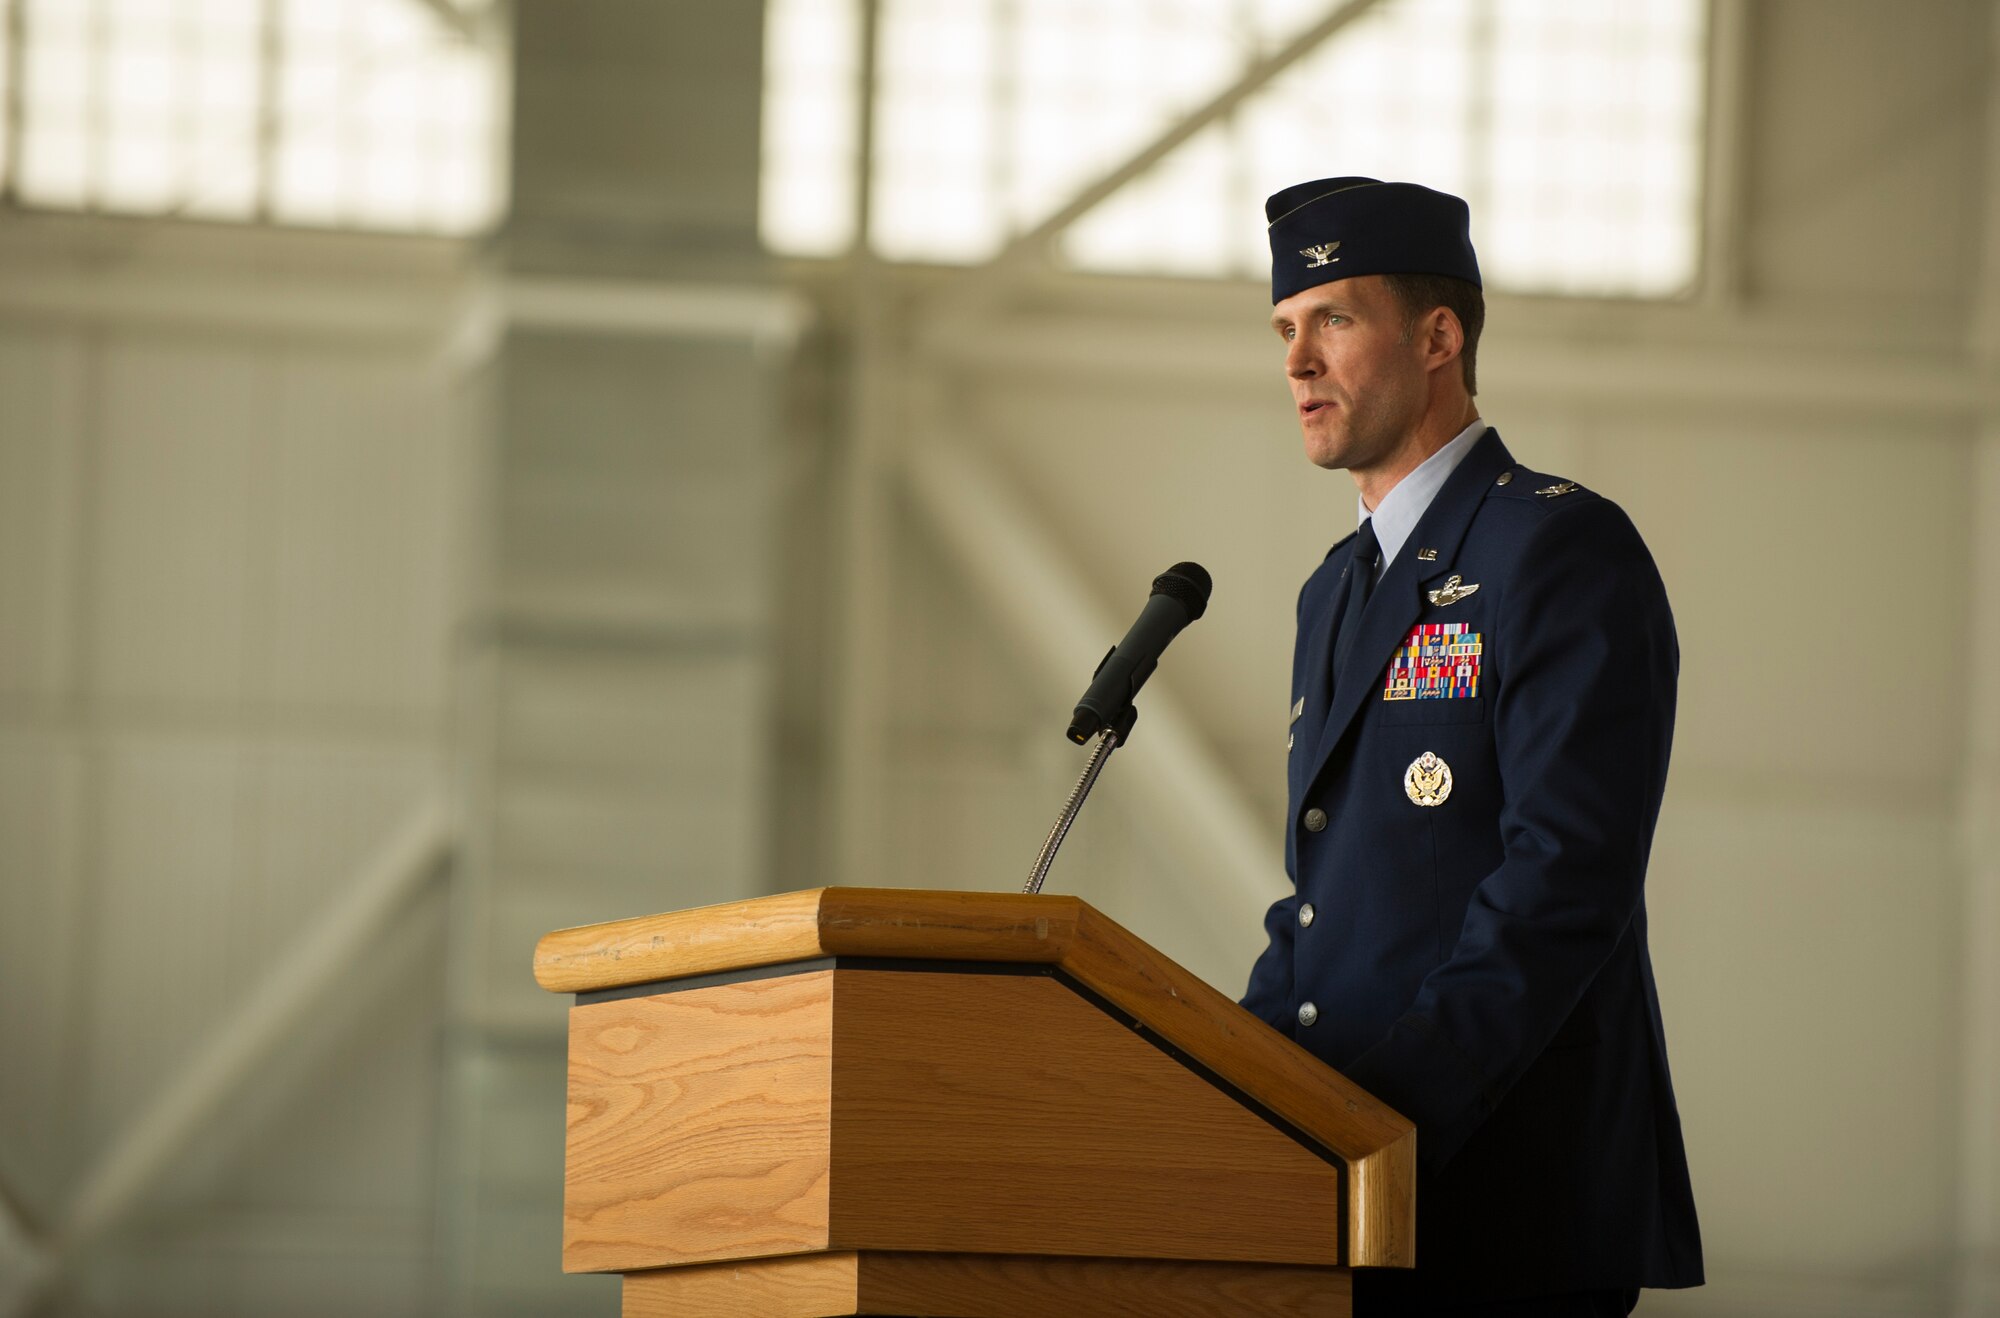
xmin=620 ymin=1253 xmax=1354 ymax=1318
xmin=536 ymin=888 xmax=1415 ymax=1317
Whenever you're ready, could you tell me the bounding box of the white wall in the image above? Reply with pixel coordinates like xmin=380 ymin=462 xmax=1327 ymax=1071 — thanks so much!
xmin=0 ymin=218 xmax=464 ymax=1315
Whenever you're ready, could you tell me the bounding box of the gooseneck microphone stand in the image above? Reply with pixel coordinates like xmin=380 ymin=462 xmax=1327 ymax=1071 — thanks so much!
xmin=1023 ymin=707 xmax=1137 ymax=896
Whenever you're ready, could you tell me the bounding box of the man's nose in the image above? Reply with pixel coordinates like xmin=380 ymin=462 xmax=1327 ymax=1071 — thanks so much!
xmin=1286 ymin=338 xmax=1318 ymax=379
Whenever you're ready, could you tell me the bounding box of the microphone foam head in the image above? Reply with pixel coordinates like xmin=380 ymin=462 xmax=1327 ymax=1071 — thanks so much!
xmin=1151 ymin=561 xmax=1213 ymax=620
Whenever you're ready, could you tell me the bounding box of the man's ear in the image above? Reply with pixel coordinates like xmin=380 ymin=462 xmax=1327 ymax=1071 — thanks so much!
xmin=1424 ymin=307 xmax=1464 ymax=375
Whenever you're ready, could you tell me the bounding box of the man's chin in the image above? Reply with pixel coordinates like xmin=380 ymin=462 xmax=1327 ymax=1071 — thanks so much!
xmin=1301 ymin=433 xmax=1353 ymax=471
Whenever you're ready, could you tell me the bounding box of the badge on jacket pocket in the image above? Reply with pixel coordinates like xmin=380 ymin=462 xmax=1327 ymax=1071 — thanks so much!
xmin=1405 ymin=751 xmax=1453 ymax=806
xmin=1384 ymin=623 xmax=1483 ymax=700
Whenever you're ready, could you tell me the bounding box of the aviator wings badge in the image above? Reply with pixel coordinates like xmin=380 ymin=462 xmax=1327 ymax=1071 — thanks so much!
xmin=1427 ymin=574 xmax=1480 ymax=607
xmin=1300 ymin=242 xmax=1341 ymax=268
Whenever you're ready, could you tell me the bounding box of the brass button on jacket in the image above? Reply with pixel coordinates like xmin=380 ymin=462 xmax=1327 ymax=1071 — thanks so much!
xmin=1297 ymin=1001 xmax=1319 ymax=1027
xmin=1303 ymin=808 xmax=1328 ymax=832
xmin=1299 ymin=902 xmax=1316 ymax=928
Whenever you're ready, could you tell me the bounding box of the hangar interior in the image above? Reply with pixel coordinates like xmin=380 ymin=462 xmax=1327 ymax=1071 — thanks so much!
xmin=0 ymin=0 xmax=1997 ymax=1315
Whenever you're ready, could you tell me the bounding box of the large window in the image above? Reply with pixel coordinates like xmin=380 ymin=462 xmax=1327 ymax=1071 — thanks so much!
xmin=0 ymin=0 xmax=505 ymax=235
xmin=762 ymin=0 xmax=1707 ymax=296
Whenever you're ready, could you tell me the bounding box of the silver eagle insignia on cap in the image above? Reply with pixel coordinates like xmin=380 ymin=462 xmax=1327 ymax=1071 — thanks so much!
xmin=1300 ymin=242 xmax=1341 ymax=268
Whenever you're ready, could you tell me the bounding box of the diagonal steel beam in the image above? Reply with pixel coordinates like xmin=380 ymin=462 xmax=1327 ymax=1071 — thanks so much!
xmin=0 ymin=1174 xmax=47 ymax=1317
xmin=944 ymin=0 xmax=1394 ymax=298
xmin=2 ymin=796 xmax=454 ymax=1317
xmin=903 ymin=438 xmax=1286 ymax=977
xmin=406 ymin=0 xmax=482 ymax=43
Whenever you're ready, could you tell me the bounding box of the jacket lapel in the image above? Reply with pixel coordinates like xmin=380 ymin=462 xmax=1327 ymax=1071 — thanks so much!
xmin=1302 ymin=430 xmax=1514 ymax=798
xmin=1295 ymin=535 xmax=1354 ymax=782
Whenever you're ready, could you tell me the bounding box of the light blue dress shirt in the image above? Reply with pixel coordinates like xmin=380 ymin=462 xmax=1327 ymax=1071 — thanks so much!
xmin=1359 ymin=418 xmax=1489 ymax=582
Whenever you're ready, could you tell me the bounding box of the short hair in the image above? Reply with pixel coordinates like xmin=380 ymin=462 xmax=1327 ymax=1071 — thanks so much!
xmin=1383 ymin=272 xmax=1483 ymax=397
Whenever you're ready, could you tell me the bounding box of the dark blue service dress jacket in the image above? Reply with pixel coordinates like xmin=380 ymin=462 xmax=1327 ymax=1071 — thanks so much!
xmin=1241 ymin=430 xmax=1703 ymax=1299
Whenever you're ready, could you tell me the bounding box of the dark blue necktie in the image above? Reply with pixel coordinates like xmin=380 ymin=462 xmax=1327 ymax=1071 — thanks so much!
xmin=1331 ymin=517 xmax=1379 ymax=692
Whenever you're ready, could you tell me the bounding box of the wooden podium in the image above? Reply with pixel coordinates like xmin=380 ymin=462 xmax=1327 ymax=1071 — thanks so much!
xmin=533 ymin=888 xmax=1415 ymax=1317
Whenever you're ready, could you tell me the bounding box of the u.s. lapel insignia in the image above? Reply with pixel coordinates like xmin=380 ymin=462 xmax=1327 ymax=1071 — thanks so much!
xmin=1416 ymin=547 xmax=1438 ymax=561
xmin=1427 ymin=574 xmax=1480 ymax=607
xmin=1300 ymin=241 xmax=1341 ymax=268
xmin=1536 ymin=481 xmax=1578 ymax=497
xmin=1404 ymin=751 xmax=1453 ymax=807
xmin=1290 ymin=696 xmax=1304 ymax=723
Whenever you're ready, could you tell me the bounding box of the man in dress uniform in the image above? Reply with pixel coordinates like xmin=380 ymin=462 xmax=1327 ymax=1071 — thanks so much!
xmin=1240 ymin=178 xmax=1704 ymax=1316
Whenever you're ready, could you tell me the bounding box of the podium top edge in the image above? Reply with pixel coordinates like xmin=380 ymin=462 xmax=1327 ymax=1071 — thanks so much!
xmin=532 ymin=887 xmax=1087 ymax=994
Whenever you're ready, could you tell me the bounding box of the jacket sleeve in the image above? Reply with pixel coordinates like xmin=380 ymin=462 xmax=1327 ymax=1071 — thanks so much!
xmin=1339 ymin=496 xmax=1678 ymax=1172
xmin=1240 ymin=890 xmax=1301 ymax=1032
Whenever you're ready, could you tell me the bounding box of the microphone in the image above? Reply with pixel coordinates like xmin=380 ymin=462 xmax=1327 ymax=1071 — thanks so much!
xmin=1066 ymin=562 xmax=1213 ymax=744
